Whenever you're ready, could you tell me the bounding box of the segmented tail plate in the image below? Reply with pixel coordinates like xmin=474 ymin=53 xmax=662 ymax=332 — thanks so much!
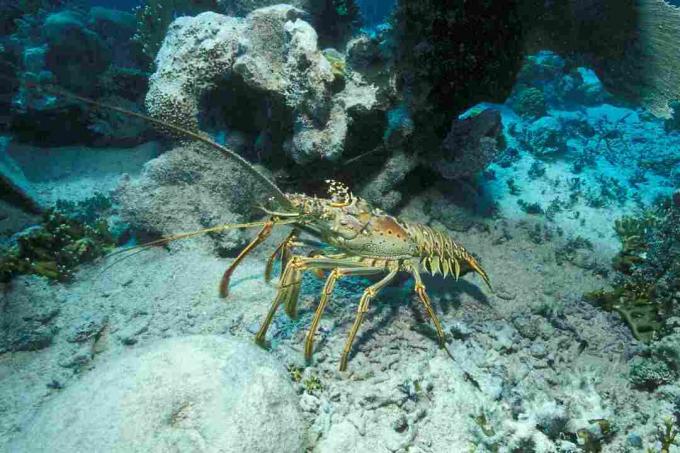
xmin=407 ymin=224 xmax=492 ymax=291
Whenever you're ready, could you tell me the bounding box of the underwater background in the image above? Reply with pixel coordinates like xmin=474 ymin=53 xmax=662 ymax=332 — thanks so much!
xmin=1 ymin=0 xmax=680 ymax=452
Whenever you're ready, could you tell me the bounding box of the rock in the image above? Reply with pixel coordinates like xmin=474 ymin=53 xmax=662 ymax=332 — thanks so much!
xmin=347 ymin=35 xmax=385 ymax=72
xmin=556 ymin=68 xmax=608 ymax=106
xmin=516 ymin=51 xmax=565 ymax=85
xmin=217 ymin=0 xmax=311 ymax=16
xmin=431 ymin=109 xmax=504 ymax=179
xmin=672 ymin=189 xmax=680 ymax=208
xmin=523 ymin=116 xmax=567 ymax=158
xmin=570 ymin=249 xmax=596 ymax=270
xmin=87 ymin=7 xmax=136 ymax=67
xmin=10 ymin=6 xmax=149 ymax=147
xmin=66 ymin=313 xmax=108 ymax=343
xmin=299 ymin=392 xmax=321 ymax=413
xmin=116 ymin=316 xmax=149 ymax=345
xmin=215 ymin=0 xmax=359 ymax=46
xmin=665 ymin=101 xmax=680 ymax=133
xmin=43 ymin=10 xmax=112 ymax=93
xmin=449 ymin=321 xmax=472 ymax=340
xmin=115 ymin=143 xmax=265 ymax=253
xmin=8 ymin=335 xmax=306 ymax=453
xmin=345 ymin=33 xmax=395 ymax=104
xmin=358 ymin=148 xmax=418 ymax=210
xmin=57 ymin=343 xmax=93 ymax=369
xmin=0 ymin=136 xmax=43 ymax=213
xmin=146 ymin=6 xmax=380 ymax=164
xmin=0 ymin=44 xmax=19 ymax=130
xmin=315 ymin=420 xmax=361 ymax=452
xmin=627 ymin=432 xmax=643 ymax=448
xmin=0 ymin=277 xmax=60 ymax=353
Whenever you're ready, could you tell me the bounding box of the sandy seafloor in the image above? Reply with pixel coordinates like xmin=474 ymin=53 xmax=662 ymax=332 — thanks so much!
xmin=1 ymin=138 xmax=678 ymax=452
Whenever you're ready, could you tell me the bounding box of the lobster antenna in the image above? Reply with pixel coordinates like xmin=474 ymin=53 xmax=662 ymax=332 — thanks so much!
xmin=96 ymin=219 xmax=298 ymax=278
xmin=37 ymin=83 xmax=292 ymax=208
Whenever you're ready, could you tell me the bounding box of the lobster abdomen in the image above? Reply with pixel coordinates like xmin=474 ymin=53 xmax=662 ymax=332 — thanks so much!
xmin=405 ymin=223 xmax=492 ymax=290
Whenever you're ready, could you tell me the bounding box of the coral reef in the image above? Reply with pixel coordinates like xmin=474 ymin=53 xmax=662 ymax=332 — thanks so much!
xmin=586 ymin=196 xmax=679 ymax=344
xmin=665 ymin=101 xmax=680 ymax=133
xmin=145 ymin=6 xmax=379 ymax=164
xmin=0 ymin=195 xmax=116 ymax=282
xmin=6 ymin=5 xmax=152 ymax=146
xmin=431 ymin=109 xmax=505 ymax=180
xmin=521 ymin=116 xmax=567 ymax=158
xmin=3 ymin=2 xmax=680 ymax=452
xmin=392 ymin=0 xmax=524 ymax=139
xmin=115 ymin=143 xmax=267 ymax=254
xmin=132 ymin=0 xmax=219 ymax=66
xmin=519 ymin=0 xmax=680 ymax=118
xmin=512 ymin=87 xmax=547 ymax=119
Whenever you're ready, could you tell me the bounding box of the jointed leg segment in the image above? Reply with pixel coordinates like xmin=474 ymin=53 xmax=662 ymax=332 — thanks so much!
xmin=253 ymin=257 xmax=448 ymax=371
xmin=304 ymin=267 xmax=384 ymax=362
xmin=339 ymin=268 xmax=399 ymax=371
xmin=410 ymin=266 xmax=447 ymax=347
xmin=265 ymin=229 xmax=298 ymax=283
xmin=219 ymin=219 xmax=275 ymax=298
xmin=254 ymin=256 xmax=371 ymax=345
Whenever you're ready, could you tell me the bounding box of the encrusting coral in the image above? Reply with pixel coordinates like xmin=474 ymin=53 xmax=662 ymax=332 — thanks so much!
xmin=132 ymin=0 xmax=219 ymax=66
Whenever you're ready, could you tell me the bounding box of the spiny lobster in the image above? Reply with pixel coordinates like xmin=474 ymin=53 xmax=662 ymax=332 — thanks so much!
xmin=46 ymin=85 xmax=493 ymax=371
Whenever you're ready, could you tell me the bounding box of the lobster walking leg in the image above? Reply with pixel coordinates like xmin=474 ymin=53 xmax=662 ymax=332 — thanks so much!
xmin=284 ymin=263 xmax=304 ymax=319
xmin=410 ymin=266 xmax=447 ymax=347
xmin=254 ymin=256 xmax=370 ymax=345
xmin=339 ymin=268 xmax=399 ymax=371
xmin=304 ymin=267 xmax=384 ymax=362
xmin=219 ymin=218 xmax=276 ymax=298
xmin=264 ymin=229 xmax=298 ymax=283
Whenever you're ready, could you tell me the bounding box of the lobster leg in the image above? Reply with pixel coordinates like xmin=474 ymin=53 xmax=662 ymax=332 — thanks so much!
xmin=219 ymin=218 xmax=276 ymax=298
xmin=283 ymin=255 xmax=363 ymax=319
xmin=255 ymin=256 xmax=369 ymax=346
xmin=339 ymin=268 xmax=399 ymax=372
xmin=410 ymin=267 xmax=447 ymax=347
xmin=304 ymin=267 xmax=384 ymax=362
xmin=264 ymin=229 xmax=298 ymax=283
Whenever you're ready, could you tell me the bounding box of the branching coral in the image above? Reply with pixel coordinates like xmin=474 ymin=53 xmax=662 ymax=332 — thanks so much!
xmin=0 ymin=194 xmax=116 ymax=282
xmin=513 ymin=86 xmax=547 ymax=119
xmin=585 ymin=196 xmax=679 ymax=344
xmin=658 ymin=416 xmax=679 ymax=453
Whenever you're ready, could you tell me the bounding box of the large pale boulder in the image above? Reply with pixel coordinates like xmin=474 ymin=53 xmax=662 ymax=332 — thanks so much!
xmin=8 ymin=335 xmax=306 ymax=453
xmin=115 ymin=142 xmax=265 ymax=253
xmin=146 ymin=6 xmax=377 ymax=164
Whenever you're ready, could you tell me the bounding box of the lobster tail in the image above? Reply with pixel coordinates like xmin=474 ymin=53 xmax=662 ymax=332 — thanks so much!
xmin=408 ymin=224 xmax=492 ymax=292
